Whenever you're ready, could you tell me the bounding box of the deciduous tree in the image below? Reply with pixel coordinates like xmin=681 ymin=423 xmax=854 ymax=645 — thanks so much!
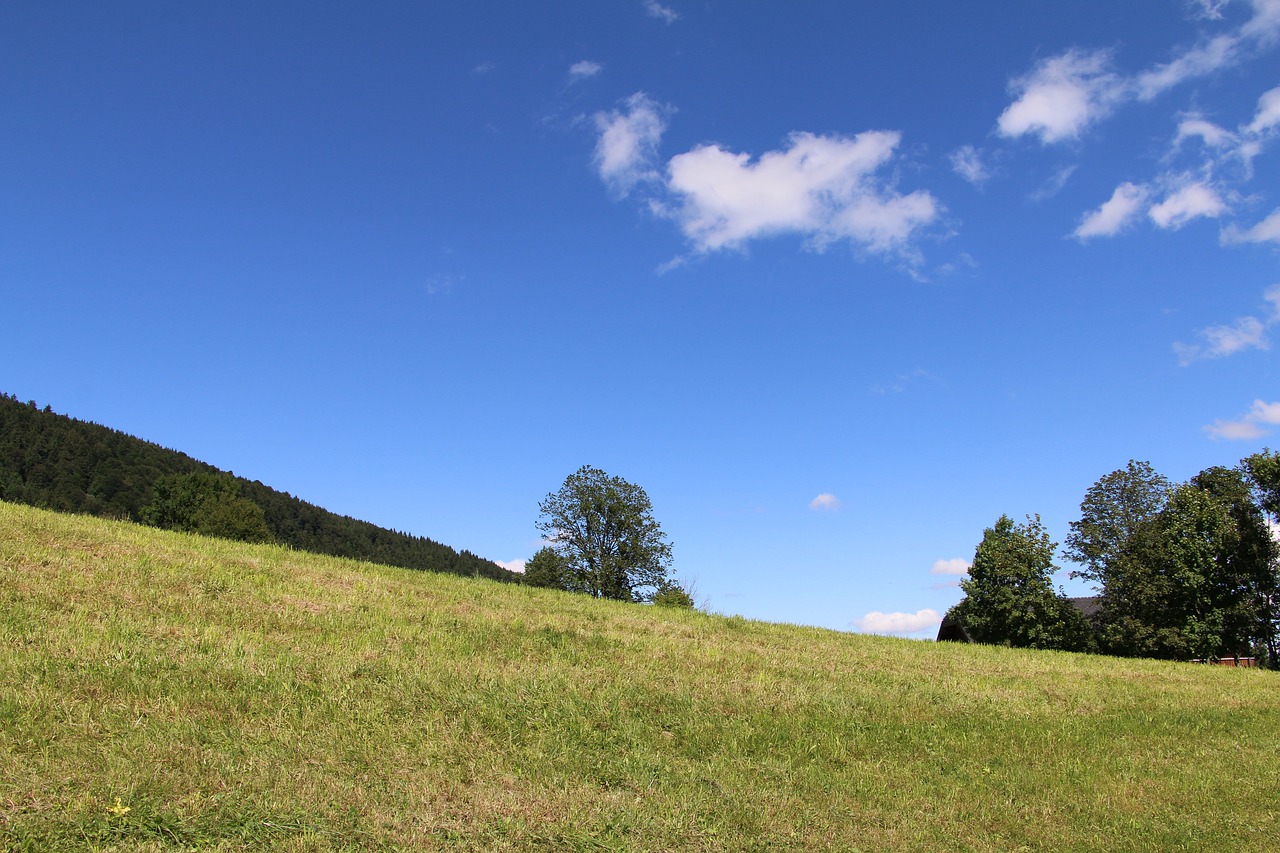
xmin=948 ymin=514 xmax=1092 ymax=651
xmin=1064 ymin=460 xmax=1170 ymax=588
xmin=536 ymin=465 xmax=674 ymax=602
xmin=1098 ymin=468 xmax=1278 ymax=662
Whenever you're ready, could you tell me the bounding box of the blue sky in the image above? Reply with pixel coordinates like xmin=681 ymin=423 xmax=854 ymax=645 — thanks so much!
xmin=4 ymin=1 xmax=1279 ymax=636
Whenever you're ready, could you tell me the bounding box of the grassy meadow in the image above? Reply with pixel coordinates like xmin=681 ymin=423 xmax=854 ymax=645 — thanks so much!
xmin=2 ymin=500 xmax=1279 ymax=851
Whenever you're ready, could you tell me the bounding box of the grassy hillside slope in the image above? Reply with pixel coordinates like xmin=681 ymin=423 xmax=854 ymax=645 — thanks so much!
xmin=2 ymin=501 xmax=1278 ymax=852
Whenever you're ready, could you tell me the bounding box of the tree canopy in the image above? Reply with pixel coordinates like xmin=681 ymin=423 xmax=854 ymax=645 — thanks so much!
xmin=1073 ymin=460 xmax=1279 ymax=663
xmin=1063 ymin=460 xmax=1170 ymax=588
xmin=535 ymin=465 xmax=675 ymax=602
xmin=947 ymin=514 xmax=1092 ymax=651
xmin=143 ymin=471 xmax=272 ymax=543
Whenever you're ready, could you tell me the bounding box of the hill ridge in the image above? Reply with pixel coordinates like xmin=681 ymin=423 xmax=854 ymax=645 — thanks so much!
xmin=0 ymin=392 xmax=518 ymax=582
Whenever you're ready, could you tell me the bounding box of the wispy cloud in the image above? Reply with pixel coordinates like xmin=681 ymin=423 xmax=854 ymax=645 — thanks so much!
xmin=1074 ymin=181 xmax=1148 ymax=239
xmin=809 ymin=493 xmax=841 ymax=511
xmin=1175 ymin=284 xmax=1280 ymax=364
xmin=1245 ymin=85 xmax=1280 ymax=134
xmin=1191 ymin=0 xmax=1231 ymax=21
xmin=496 ymin=559 xmax=526 ymax=573
xmin=569 ymin=60 xmax=603 ymax=81
xmin=930 ymin=558 xmax=971 ymax=576
xmin=1000 ymin=1 xmax=1280 ymax=147
xmin=1175 ymin=316 xmax=1268 ymax=363
xmin=1134 ymin=0 xmax=1280 ymax=100
xmin=642 ymin=0 xmax=679 ymax=24
xmin=1175 ymin=114 xmax=1237 ymax=149
xmin=1205 ymin=399 xmax=1280 ymax=440
xmin=949 ymin=144 xmax=991 ymax=186
xmin=869 ymin=367 xmax=936 ymax=395
xmin=853 ymin=608 xmax=942 ymax=635
xmin=1030 ymin=164 xmax=1077 ymax=201
xmin=1222 ymin=207 xmax=1280 ymax=244
xmin=997 ymin=4 xmax=1280 ymax=246
xmin=425 ymin=273 xmax=461 ymax=296
xmin=593 ymin=93 xmax=669 ymax=197
xmin=1148 ymin=179 xmax=1229 ymax=229
xmin=1076 ymin=81 xmax=1280 ymax=240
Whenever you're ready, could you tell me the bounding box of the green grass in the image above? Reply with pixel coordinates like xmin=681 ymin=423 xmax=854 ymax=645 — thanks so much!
xmin=2 ymin=500 xmax=1278 ymax=851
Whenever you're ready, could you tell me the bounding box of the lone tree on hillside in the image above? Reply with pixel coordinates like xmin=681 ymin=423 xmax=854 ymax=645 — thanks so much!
xmin=536 ymin=465 xmax=675 ymax=602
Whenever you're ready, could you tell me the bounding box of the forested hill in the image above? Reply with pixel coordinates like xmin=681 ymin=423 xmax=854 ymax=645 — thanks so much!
xmin=0 ymin=393 xmax=518 ymax=582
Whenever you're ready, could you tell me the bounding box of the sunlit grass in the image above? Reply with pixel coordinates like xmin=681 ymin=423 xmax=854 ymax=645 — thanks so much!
xmin=2 ymin=500 xmax=1278 ymax=850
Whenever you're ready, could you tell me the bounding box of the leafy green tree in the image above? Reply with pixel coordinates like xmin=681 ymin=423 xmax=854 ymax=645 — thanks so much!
xmin=536 ymin=465 xmax=674 ymax=602
xmin=1098 ymin=469 xmax=1278 ymax=662
xmin=1243 ymin=449 xmax=1280 ymax=518
xmin=523 ymin=546 xmax=569 ymax=590
xmin=651 ymin=582 xmax=695 ymax=609
xmin=948 ymin=514 xmax=1092 ymax=651
xmin=1190 ymin=466 xmax=1279 ymax=662
xmin=1243 ymin=449 xmax=1280 ymax=664
xmin=143 ymin=472 xmax=272 ymax=543
xmin=1064 ymin=460 xmax=1171 ymax=588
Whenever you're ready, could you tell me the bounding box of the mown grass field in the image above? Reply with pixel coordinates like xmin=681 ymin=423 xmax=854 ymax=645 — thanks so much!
xmin=2 ymin=500 xmax=1278 ymax=851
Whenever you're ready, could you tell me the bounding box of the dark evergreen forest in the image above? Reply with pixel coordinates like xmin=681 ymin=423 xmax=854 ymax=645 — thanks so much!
xmin=0 ymin=393 xmax=518 ymax=583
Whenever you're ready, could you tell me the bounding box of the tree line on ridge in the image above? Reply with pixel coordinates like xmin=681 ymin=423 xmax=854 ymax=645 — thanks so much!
xmin=0 ymin=393 xmax=518 ymax=582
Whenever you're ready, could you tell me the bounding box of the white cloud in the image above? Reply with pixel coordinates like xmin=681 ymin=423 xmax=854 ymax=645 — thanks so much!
xmin=1175 ymin=115 xmax=1237 ymax=148
xmin=593 ymin=93 xmax=669 ymax=197
xmin=663 ymin=130 xmax=938 ymax=255
xmin=1191 ymin=0 xmax=1230 ymax=21
xmin=1136 ymin=1 xmax=1280 ymax=99
xmin=1175 ymin=284 xmax=1280 ymax=363
xmin=809 ymin=493 xmax=841 ymax=511
xmin=950 ymin=144 xmax=991 ymax=185
xmin=1175 ymin=315 xmax=1268 ymax=364
xmin=1136 ymin=33 xmax=1240 ymax=99
xmin=854 ymin=609 xmax=942 ymax=635
xmin=1243 ymin=0 xmax=1280 ymax=44
xmin=1253 ymin=400 xmax=1280 ymax=423
xmin=1205 ymin=418 xmax=1269 ymax=440
xmin=1204 ymin=398 xmax=1280 ymax=440
xmin=642 ymin=0 xmax=679 ymax=24
xmin=497 ymin=559 xmax=526 ymax=573
xmin=1246 ymin=85 xmax=1280 ymax=134
xmin=569 ymin=60 xmax=603 ymax=80
xmin=1000 ymin=2 xmax=1280 ymax=146
xmin=997 ymin=49 xmax=1123 ymax=143
xmin=1148 ymin=181 xmax=1228 ymax=229
xmin=592 ymin=98 xmax=938 ymax=262
xmin=930 ymin=558 xmax=971 ymax=576
xmin=1222 ymin=207 xmax=1280 ymax=244
xmin=1172 ymin=281 xmax=1274 ymax=361
xmin=1074 ymin=181 xmax=1149 ymax=239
